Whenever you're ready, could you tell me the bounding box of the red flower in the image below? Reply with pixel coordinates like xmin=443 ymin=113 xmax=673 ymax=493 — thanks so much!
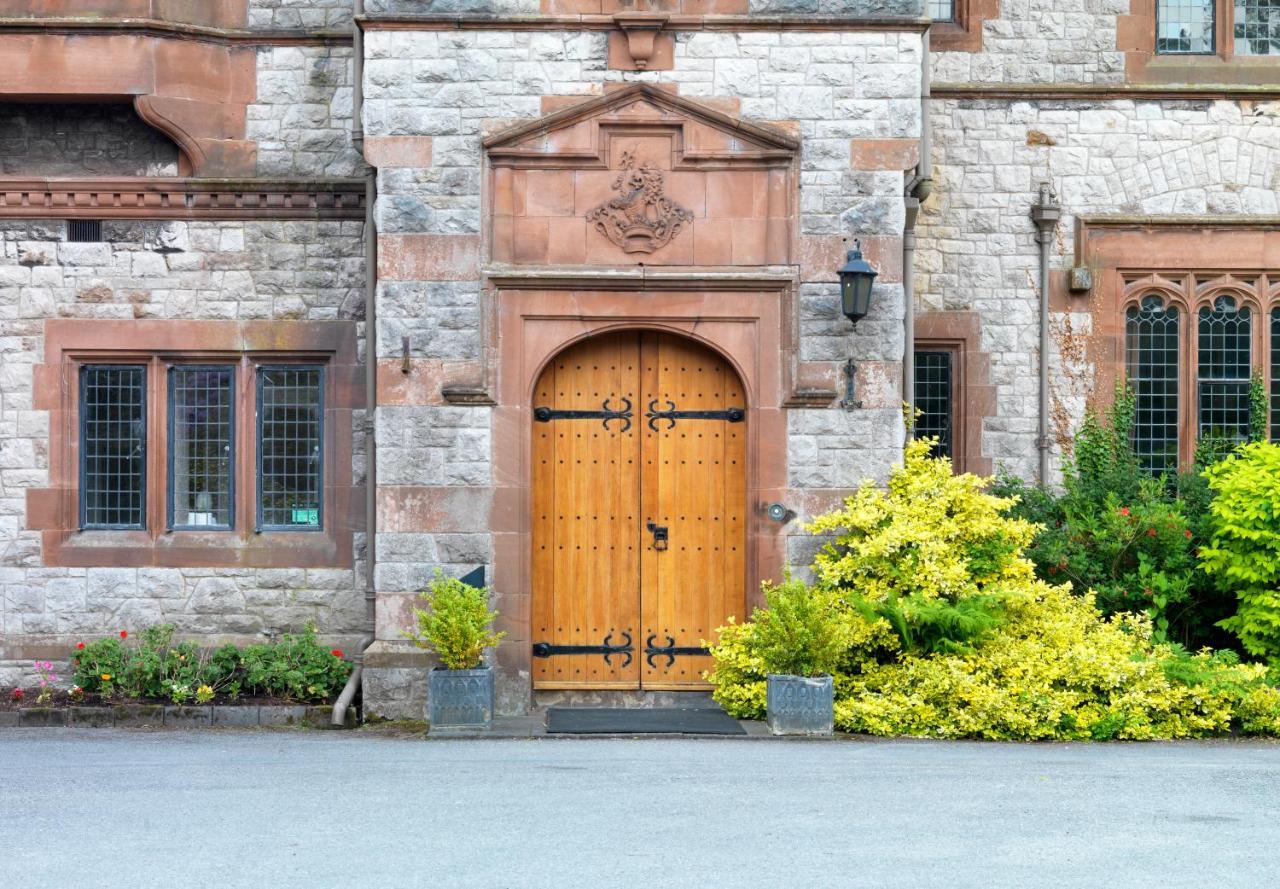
xmin=1119 ymin=507 xmax=1131 ymax=517
xmin=331 ymin=649 xmax=344 ymax=659
xmin=1147 ymin=528 xmax=1157 ymax=537
xmin=9 ymin=688 xmax=23 ymax=702
xmin=119 ymin=630 xmax=128 ymax=639
xmin=1184 ymin=530 xmax=1193 ymax=539
xmin=76 ymin=642 xmax=85 ymax=650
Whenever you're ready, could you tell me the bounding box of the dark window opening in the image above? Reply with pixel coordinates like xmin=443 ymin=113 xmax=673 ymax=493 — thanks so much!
xmin=1235 ymin=0 xmax=1280 ymax=55
xmin=168 ymin=366 xmax=235 ymax=530
xmin=257 ymin=367 xmax=324 ymax=531
xmin=1126 ymin=295 xmax=1181 ymax=475
xmin=914 ymin=350 xmax=954 ymax=461
xmin=66 ymin=220 xmax=103 ymax=243
xmin=80 ymin=365 xmax=147 ymax=529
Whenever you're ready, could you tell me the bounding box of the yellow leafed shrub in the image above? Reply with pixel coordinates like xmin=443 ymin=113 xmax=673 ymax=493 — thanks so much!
xmin=707 ymin=439 xmax=1280 ymax=739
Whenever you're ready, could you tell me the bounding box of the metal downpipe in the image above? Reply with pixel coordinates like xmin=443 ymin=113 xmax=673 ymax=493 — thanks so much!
xmin=335 ymin=0 xmax=376 ymax=727
xmin=904 ymin=26 xmax=932 ymax=436
xmin=1030 ymin=182 xmax=1061 ymax=487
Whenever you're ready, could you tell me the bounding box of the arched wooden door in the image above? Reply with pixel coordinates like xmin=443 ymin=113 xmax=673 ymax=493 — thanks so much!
xmin=531 ymin=330 xmax=747 ymax=690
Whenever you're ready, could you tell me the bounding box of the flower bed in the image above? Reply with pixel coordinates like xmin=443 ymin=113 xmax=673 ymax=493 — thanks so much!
xmin=1 ymin=623 xmax=356 ymax=730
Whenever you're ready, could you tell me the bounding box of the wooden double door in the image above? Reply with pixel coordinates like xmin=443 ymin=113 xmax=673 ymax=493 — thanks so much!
xmin=531 ymin=330 xmax=747 ymax=690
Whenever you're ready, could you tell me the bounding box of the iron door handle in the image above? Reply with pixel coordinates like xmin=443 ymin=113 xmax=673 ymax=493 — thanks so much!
xmin=646 ymin=522 xmax=669 ymax=551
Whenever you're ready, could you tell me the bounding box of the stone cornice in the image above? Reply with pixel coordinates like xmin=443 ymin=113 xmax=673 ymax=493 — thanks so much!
xmin=0 ymin=178 xmax=368 ymax=220
xmin=933 ymin=82 xmax=1280 ymax=100
xmin=0 ymin=17 xmax=352 ymax=45
xmin=356 ymin=13 xmax=929 ymax=32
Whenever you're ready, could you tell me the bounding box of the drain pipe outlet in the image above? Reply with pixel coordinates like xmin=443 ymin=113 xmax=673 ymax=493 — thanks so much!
xmin=1030 ymin=182 xmax=1061 ymax=486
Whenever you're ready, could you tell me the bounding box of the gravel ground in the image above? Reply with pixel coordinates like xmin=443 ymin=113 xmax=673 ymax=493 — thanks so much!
xmin=1 ymin=729 xmax=1277 ymax=889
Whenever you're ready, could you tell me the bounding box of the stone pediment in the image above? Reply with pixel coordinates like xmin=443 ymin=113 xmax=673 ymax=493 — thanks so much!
xmin=485 ymin=85 xmax=797 ymax=267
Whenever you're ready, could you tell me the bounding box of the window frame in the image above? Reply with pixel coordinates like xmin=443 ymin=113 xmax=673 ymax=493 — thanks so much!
xmin=1153 ymin=0 xmax=1280 ymax=59
xmin=166 ymin=363 xmax=238 ymax=533
xmin=78 ymin=363 xmax=149 ymax=532
xmin=913 ymin=347 xmax=958 ymax=464
xmin=1155 ymin=0 xmax=1218 ymax=57
xmin=255 ymin=364 xmax=326 ymax=534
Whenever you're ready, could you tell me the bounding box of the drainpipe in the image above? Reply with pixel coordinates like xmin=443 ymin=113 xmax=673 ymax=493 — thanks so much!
xmin=334 ymin=0 xmax=376 ymax=727
xmin=903 ymin=26 xmax=933 ymax=437
xmin=1030 ymin=182 xmax=1061 ymax=487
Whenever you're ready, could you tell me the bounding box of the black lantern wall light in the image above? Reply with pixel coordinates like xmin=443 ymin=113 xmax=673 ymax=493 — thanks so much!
xmin=836 ymin=240 xmax=878 ymax=409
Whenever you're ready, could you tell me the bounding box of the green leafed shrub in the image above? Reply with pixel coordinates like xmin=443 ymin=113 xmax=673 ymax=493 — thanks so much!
xmin=1200 ymin=441 xmax=1280 ymax=662
xmin=406 ymin=571 xmax=506 ymax=670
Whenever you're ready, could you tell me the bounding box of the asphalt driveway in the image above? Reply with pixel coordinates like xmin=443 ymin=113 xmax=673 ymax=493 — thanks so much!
xmin=1 ymin=729 xmax=1277 ymax=889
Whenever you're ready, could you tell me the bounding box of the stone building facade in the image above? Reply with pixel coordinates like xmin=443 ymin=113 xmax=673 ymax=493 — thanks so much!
xmin=1 ymin=0 xmax=1276 ymax=718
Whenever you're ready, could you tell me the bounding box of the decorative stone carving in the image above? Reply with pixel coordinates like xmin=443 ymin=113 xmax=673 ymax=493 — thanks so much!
xmin=613 ymin=12 xmax=669 ymax=70
xmin=586 ymin=151 xmax=693 ymax=254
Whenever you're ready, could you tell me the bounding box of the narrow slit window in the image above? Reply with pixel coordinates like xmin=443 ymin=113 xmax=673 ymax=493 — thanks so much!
xmin=914 ymin=350 xmax=954 ymax=461
xmin=80 ymin=365 xmax=147 ymax=529
xmin=257 ymin=366 xmax=323 ymax=531
xmin=927 ymin=0 xmax=955 ymax=22
xmin=1197 ymin=295 xmax=1252 ymax=446
xmin=1272 ymin=308 xmax=1280 ymax=443
xmin=1126 ymin=296 xmax=1181 ymax=475
xmin=1157 ymin=0 xmax=1217 ymax=53
xmin=1235 ymin=0 xmax=1280 ymax=55
xmin=169 ymin=366 xmax=235 ymax=530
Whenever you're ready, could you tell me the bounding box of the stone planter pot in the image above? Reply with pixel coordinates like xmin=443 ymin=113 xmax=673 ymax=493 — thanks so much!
xmin=766 ymin=674 xmax=834 ymax=736
xmin=427 ymin=667 xmax=493 ymax=731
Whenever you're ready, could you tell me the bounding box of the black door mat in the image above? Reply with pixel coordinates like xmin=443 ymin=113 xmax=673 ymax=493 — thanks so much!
xmin=545 ymin=707 xmax=747 ymax=735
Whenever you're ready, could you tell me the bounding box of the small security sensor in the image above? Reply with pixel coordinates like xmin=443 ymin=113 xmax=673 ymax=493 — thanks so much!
xmin=766 ymin=502 xmax=796 ymax=524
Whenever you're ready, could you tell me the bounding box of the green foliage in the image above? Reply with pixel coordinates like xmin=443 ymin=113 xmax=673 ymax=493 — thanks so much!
xmin=406 ymin=571 xmax=506 ymax=670
xmin=996 ymin=386 xmax=1239 ymax=649
xmin=806 ymin=438 xmax=1036 ymax=654
xmin=736 ymin=577 xmax=866 ymax=678
xmin=1250 ymin=373 xmax=1269 ymax=443
xmin=1200 ymin=442 xmax=1280 ymax=661
xmin=70 ymin=624 xmax=351 ymax=704
xmin=708 ymin=440 xmax=1280 ymax=739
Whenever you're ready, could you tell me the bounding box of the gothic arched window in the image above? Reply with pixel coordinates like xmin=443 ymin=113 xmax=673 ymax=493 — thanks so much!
xmin=1197 ymin=295 xmax=1252 ymax=445
xmin=1126 ymin=295 xmax=1181 ymax=475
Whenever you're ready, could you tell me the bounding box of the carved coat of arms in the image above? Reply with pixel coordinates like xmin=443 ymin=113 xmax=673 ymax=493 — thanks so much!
xmin=586 ymin=151 xmax=693 ymax=254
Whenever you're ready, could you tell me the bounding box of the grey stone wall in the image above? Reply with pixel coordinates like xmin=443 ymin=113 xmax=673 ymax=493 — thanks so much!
xmin=915 ymin=97 xmax=1280 ymax=480
xmin=249 ymin=0 xmax=354 ymax=28
xmin=251 ymin=46 xmax=366 ymax=177
xmin=932 ymin=0 xmax=1126 ymax=85
xmin=0 ymin=218 xmax=367 ymax=685
xmin=0 ymin=103 xmax=180 ymax=177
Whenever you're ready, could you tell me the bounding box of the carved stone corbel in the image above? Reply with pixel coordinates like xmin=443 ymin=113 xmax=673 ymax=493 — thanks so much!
xmin=613 ymin=13 xmax=669 ymax=70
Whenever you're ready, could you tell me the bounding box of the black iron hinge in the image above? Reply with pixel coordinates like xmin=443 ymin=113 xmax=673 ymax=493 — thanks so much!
xmin=533 ymin=397 xmax=633 ymax=432
xmin=532 ymin=632 xmax=634 ymax=667
xmin=644 ymin=634 xmax=710 ymax=669
xmin=644 ymin=400 xmax=745 ymax=431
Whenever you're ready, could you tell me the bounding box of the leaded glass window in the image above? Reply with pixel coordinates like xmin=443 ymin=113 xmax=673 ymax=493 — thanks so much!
xmin=1126 ymin=296 xmax=1181 ymax=475
xmin=1197 ymin=295 xmax=1252 ymax=444
xmin=80 ymin=365 xmax=147 ymax=529
xmin=1157 ymin=0 xmax=1217 ymax=53
xmin=928 ymin=0 xmax=955 ymax=22
xmin=257 ymin=366 xmax=324 ymax=530
xmin=169 ymin=367 xmax=234 ymax=530
xmin=1272 ymin=308 xmax=1280 ymax=442
xmin=1235 ymin=0 xmax=1280 ymax=54
xmin=914 ymin=351 xmax=954 ymax=460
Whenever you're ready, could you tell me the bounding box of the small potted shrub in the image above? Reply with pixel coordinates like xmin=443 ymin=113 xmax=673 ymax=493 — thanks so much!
xmin=407 ymin=572 xmax=506 ymax=730
xmin=753 ymin=577 xmax=845 ymax=736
